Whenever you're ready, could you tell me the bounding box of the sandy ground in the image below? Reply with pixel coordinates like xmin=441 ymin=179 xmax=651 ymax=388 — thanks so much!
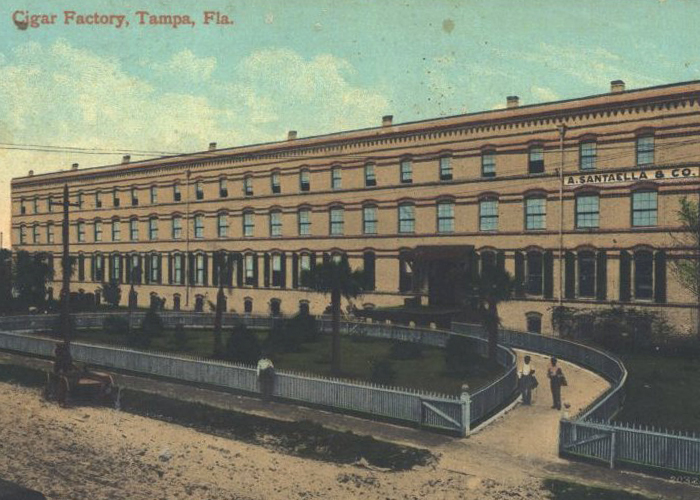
xmin=0 ymin=350 xmax=693 ymax=500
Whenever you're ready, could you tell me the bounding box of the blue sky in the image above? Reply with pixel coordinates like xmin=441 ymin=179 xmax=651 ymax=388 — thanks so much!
xmin=1 ymin=0 xmax=699 ymax=244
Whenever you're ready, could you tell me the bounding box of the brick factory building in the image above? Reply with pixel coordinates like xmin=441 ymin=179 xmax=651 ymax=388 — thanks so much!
xmin=10 ymin=80 xmax=700 ymax=334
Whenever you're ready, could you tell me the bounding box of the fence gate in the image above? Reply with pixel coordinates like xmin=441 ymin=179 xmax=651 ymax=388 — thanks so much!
xmin=420 ymin=398 xmax=467 ymax=436
xmin=560 ymin=421 xmax=617 ymax=468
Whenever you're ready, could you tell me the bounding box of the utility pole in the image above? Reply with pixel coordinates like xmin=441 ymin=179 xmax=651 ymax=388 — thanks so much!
xmin=185 ymin=169 xmax=191 ymax=307
xmin=49 ymin=184 xmax=80 ymax=349
xmin=557 ymin=124 xmax=567 ymax=307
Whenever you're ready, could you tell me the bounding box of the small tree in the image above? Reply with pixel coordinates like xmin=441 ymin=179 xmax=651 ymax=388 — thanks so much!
xmin=0 ymin=249 xmax=12 ymax=313
xmin=670 ymin=197 xmax=700 ymax=338
xmin=302 ymin=256 xmax=365 ymax=375
xmin=13 ymin=251 xmax=54 ymax=311
xmin=102 ymin=280 xmax=122 ymax=308
xmin=132 ymin=304 xmax=163 ymax=347
xmin=463 ymin=252 xmax=513 ymax=361
xmin=224 ymin=322 xmax=262 ymax=365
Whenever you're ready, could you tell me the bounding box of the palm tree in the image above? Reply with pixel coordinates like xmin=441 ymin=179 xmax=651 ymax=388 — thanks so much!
xmin=301 ymin=255 xmax=365 ymax=375
xmin=463 ymin=253 xmax=513 ymax=361
xmin=212 ymin=254 xmax=230 ymax=358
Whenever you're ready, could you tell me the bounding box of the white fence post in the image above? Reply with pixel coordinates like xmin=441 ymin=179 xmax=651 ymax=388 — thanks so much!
xmin=461 ymin=383 xmax=470 ymax=437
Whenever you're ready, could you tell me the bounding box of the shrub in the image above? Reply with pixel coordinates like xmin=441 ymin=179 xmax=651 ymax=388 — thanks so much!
xmin=369 ymin=358 xmax=396 ymax=386
xmin=286 ymin=311 xmax=320 ymax=344
xmin=224 ymin=323 xmax=262 ymax=365
xmin=444 ymin=335 xmax=481 ymax=374
xmin=550 ymin=306 xmax=676 ymax=354
xmin=129 ymin=307 xmax=163 ymax=348
xmin=389 ymin=340 xmax=423 ymax=360
xmin=102 ymin=280 xmax=122 ymax=308
xmin=172 ymin=323 xmax=188 ymax=350
xmin=103 ymin=315 xmax=130 ymax=336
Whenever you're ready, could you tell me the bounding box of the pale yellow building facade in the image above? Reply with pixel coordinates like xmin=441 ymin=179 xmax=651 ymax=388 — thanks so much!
xmin=10 ymin=80 xmax=700 ymax=333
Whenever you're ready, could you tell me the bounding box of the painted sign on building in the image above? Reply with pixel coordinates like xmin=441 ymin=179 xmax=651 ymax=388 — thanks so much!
xmin=565 ymin=166 xmax=700 ymax=187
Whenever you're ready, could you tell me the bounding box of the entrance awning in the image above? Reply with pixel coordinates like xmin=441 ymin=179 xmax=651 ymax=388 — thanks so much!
xmin=410 ymin=245 xmax=474 ymax=261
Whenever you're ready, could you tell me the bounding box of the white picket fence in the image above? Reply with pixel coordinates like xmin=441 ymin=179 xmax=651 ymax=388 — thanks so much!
xmin=453 ymin=322 xmax=700 ymax=476
xmin=0 ymin=313 xmax=519 ymax=436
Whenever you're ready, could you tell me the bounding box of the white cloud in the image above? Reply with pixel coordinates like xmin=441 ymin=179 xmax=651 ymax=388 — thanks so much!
xmin=0 ymin=41 xmax=390 ymax=243
xmin=530 ymin=85 xmax=559 ymax=102
xmin=154 ymin=49 xmax=217 ymax=81
xmin=520 ymin=43 xmax=663 ymax=89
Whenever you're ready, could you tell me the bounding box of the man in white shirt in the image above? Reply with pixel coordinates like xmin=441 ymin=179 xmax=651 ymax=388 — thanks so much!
xmin=257 ymin=356 xmax=275 ymax=402
xmin=520 ymin=355 xmax=534 ymax=405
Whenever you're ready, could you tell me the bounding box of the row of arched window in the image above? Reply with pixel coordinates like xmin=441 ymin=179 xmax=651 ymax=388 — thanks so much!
xmin=17 ymin=133 xmax=658 ymax=217
xmin=15 ymin=188 xmax=661 ymax=245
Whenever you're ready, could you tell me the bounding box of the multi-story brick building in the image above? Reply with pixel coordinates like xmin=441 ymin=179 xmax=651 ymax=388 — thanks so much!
xmin=10 ymin=80 xmax=700 ymax=333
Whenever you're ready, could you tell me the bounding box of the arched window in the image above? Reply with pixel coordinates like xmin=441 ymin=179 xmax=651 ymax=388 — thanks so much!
xmin=243 ymin=210 xmax=255 ymax=237
xmin=243 ymin=175 xmax=254 ymax=196
xmin=526 ymin=312 xmax=542 ymax=334
xmin=194 ymin=214 xmax=204 ymax=239
xmin=526 ymin=250 xmax=543 ymax=295
xmin=329 ymin=206 xmax=344 ymax=235
xmin=18 ymin=225 xmax=26 ymax=245
xmin=575 ymin=193 xmax=599 ymax=228
xmin=525 ymin=196 xmax=546 ymax=230
xmin=578 ymin=250 xmax=596 ymax=298
xmin=173 ymin=293 xmax=181 ymax=311
xmin=94 ymin=219 xmax=103 ymax=242
xmin=437 ymin=200 xmax=454 ymax=233
xmin=479 ymin=198 xmax=498 ymax=231
xmin=217 ymin=212 xmax=229 ymax=238
xmin=528 ymin=145 xmax=544 ymax=174
xmin=46 ymin=223 xmax=54 ymax=244
xmin=269 ymin=210 xmax=282 ymax=237
xmin=219 ymin=177 xmax=228 ymax=198
xmin=400 ymin=157 xmax=413 ymax=184
xmin=32 ymin=224 xmax=40 ymax=244
xmin=634 ymin=250 xmax=654 ymax=300
xmin=364 ymin=163 xmax=376 ymax=187
xmin=636 ymin=134 xmax=654 ymax=166
xmin=77 ymin=221 xmax=86 ymax=243
xmin=632 ymin=190 xmax=657 ymax=227
xmin=173 ymin=182 xmax=182 ymax=202
xmin=299 ymin=168 xmax=310 ymax=192
xmin=150 ymin=185 xmax=158 ymax=205
xmin=298 ymin=208 xmax=311 ymax=236
xmin=331 ymin=166 xmax=342 ymax=189
xmin=439 ymin=154 xmax=453 ymax=181
xmin=194 ymin=253 xmax=206 ymax=286
xmin=579 ymin=140 xmax=597 ymax=171
xmin=111 ymin=218 xmax=121 ymax=241
xmin=195 ymin=180 xmax=204 ymax=200
xmin=363 ymin=251 xmax=376 ymax=291
xmin=271 ymin=170 xmax=281 ymax=194
xmin=148 ymin=216 xmax=158 ymax=240
xmin=129 ymin=218 xmax=139 ymax=241
xmin=398 ymin=202 xmax=415 ymax=233
xmin=111 ymin=253 xmax=122 ymax=283
xmin=270 ymin=298 xmax=281 ymax=316
xmin=244 ymin=297 xmax=253 ymax=314
xmin=363 ymin=204 xmax=378 ymax=234
xmin=171 ymin=215 xmax=182 ymax=240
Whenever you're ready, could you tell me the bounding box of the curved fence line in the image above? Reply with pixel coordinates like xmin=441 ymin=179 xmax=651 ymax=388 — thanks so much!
xmin=0 ymin=312 xmax=518 ymax=436
xmin=453 ymin=321 xmax=700 ymax=476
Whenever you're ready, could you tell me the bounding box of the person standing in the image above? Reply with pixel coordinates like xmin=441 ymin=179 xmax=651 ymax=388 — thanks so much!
xmin=257 ymin=355 xmax=275 ymax=402
xmin=519 ymin=355 xmax=534 ymax=405
xmin=547 ymin=357 xmax=566 ymax=410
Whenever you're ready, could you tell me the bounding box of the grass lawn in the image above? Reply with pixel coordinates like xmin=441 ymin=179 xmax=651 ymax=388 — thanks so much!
xmin=49 ymin=328 xmax=503 ymax=395
xmin=543 ymin=479 xmax=657 ymax=500
xmin=615 ymin=352 xmax=700 ymax=432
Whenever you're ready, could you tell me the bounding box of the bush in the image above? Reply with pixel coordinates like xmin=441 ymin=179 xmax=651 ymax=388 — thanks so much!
xmin=103 ymin=315 xmax=129 ymax=336
xmin=224 ymin=323 xmax=262 ymax=365
xmin=369 ymin=358 xmax=396 ymax=385
xmin=550 ymin=306 xmax=677 ymax=354
xmin=172 ymin=323 xmax=188 ymax=350
xmin=286 ymin=311 xmax=320 ymax=343
xmin=444 ymin=335 xmax=481 ymax=375
xmin=265 ymin=313 xmax=320 ymax=353
xmin=129 ymin=307 xmax=163 ymax=348
xmin=388 ymin=340 xmax=423 ymax=360
xmin=102 ymin=280 xmax=122 ymax=308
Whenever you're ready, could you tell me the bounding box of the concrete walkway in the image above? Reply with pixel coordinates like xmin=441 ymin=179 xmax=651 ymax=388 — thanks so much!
xmin=1 ymin=349 xmax=698 ymax=500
